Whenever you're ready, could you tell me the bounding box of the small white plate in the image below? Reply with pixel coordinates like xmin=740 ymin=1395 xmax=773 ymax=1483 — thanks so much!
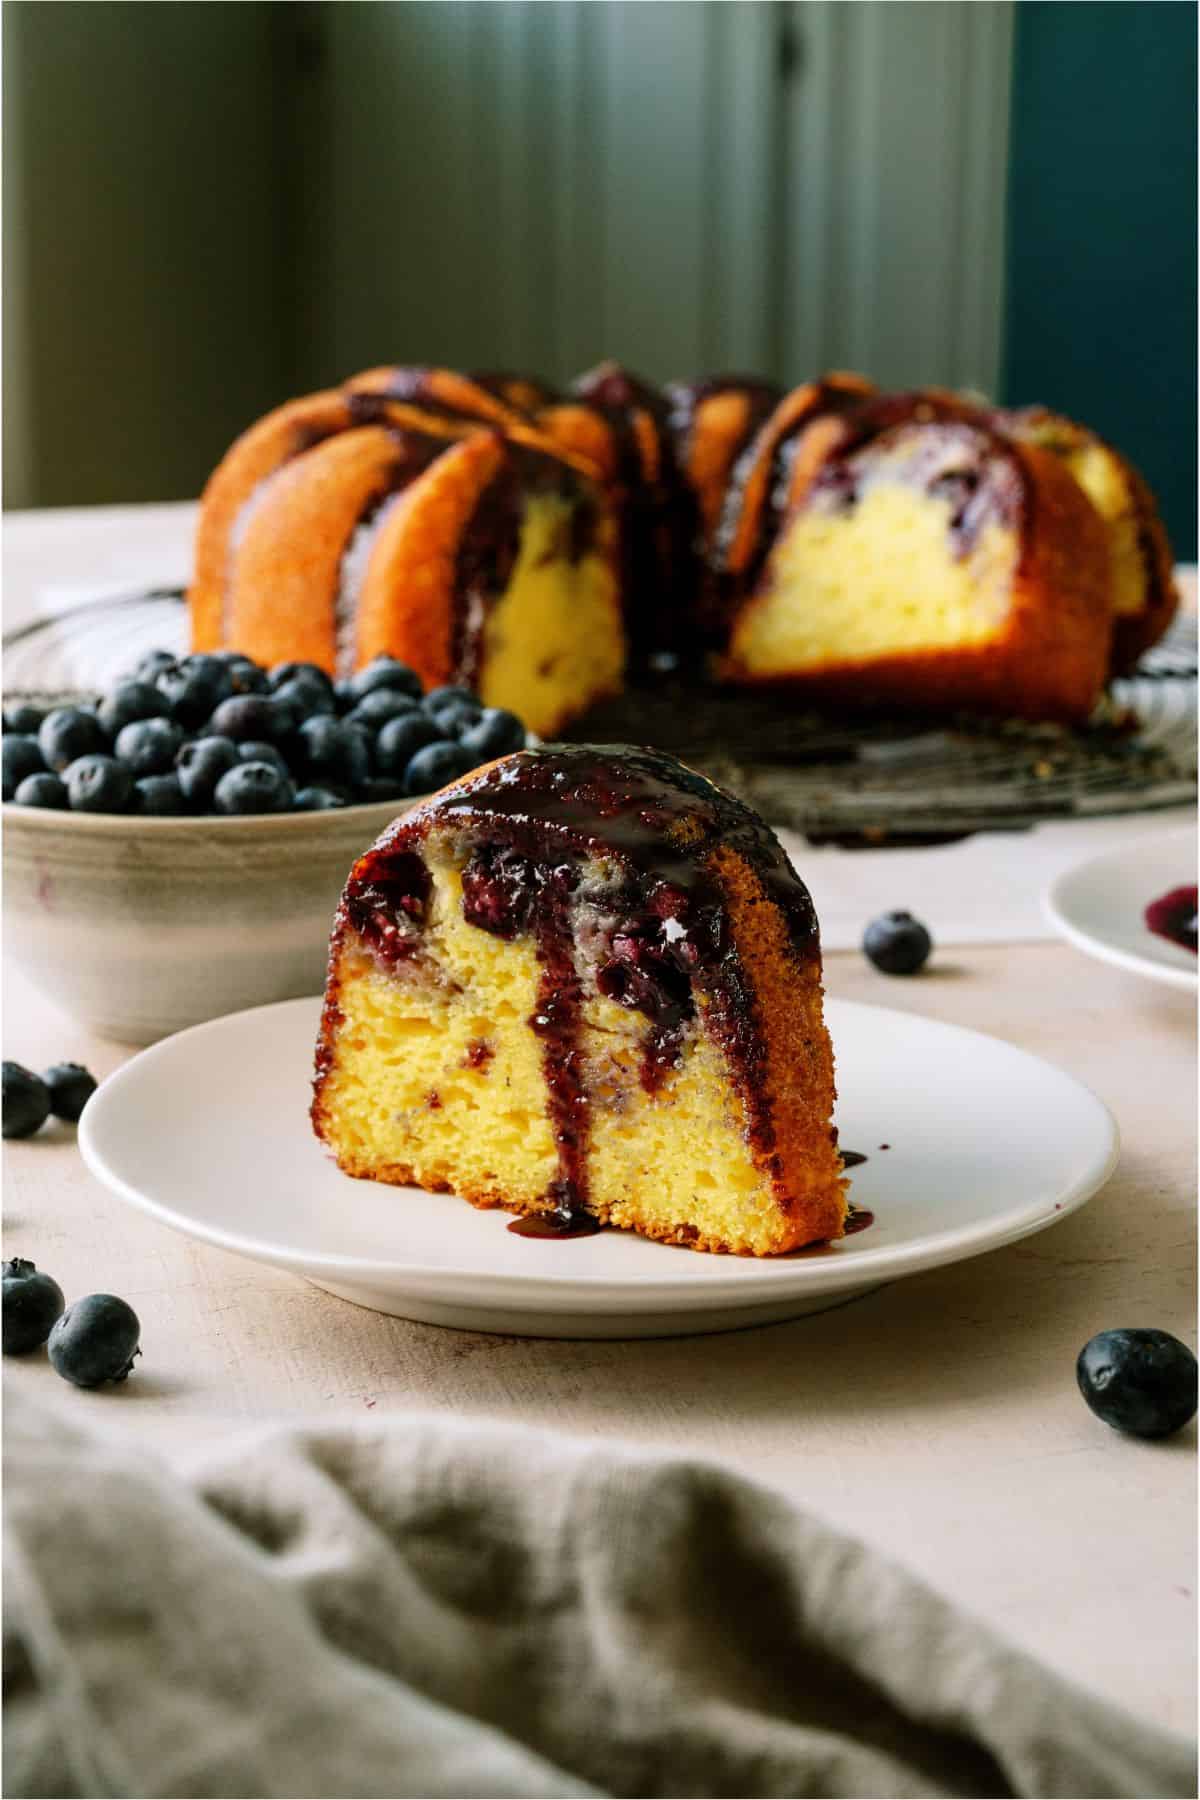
xmin=79 ymin=996 xmax=1118 ymax=1338
xmin=1044 ymin=827 xmax=1198 ymax=992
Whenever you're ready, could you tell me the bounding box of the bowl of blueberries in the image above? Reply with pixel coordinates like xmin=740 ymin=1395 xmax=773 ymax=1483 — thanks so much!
xmin=3 ymin=649 xmax=528 ymax=1044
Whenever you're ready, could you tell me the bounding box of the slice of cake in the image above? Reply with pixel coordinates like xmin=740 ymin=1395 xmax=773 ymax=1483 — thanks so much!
xmin=312 ymin=745 xmax=846 ymax=1255
xmin=721 ymin=413 xmax=1114 ymax=722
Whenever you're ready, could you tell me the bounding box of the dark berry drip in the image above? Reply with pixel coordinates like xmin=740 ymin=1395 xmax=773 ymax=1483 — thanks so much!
xmin=840 ymin=1149 xmax=868 ymax=1168
xmin=805 ymin=413 xmax=1028 ymax=563
xmin=344 ymin=852 xmax=432 ymax=968
xmin=664 ymin=375 xmax=783 ymax=470
xmin=1145 ymin=885 xmax=1198 ymax=953
xmin=451 ymin=446 xmax=600 ymax=691
xmin=462 ymin=1039 xmax=494 ymax=1070
xmin=470 ymin=370 xmax=558 ymax=410
xmin=570 ymin=365 xmax=699 ymax=673
xmin=843 ymin=1208 xmax=875 ymax=1235
xmin=507 ymin=1209 xmax=603 ymax=1239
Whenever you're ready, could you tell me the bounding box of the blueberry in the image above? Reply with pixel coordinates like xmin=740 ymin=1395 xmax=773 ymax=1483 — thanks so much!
xmin=375 ymin=712 xmax=444 ymax=777
xmin=236 ymin=739 xmax=290 ymax=779
xmin=132 ymin=649 xmax=179 ymax=684
xmin=458 ymin=707 xmax=527 ymax=760
xmin=65 ymin=755 xmax=134 ymax=814
xmin=214 ymin=653 xmax=269 ymax=694
xmin=2 ymin=1063 xmax=51 ymax=1139
xmin=346 ymin=657 xmax=424 ymax=702
xmin=862 ymin=910 xmax=933 ymax=976
xmin=427 ymin=699 xmax=483 ymax=738
xmin=2 ymin=1259 xmax=65 ymax=1355
xmin=346 ymin=688 xmax=421 ymax=732
xmin=293 ymin=785 xmax=347 ymax=811
xmin=48 ymin=1293 xmax=141 ymax=1387
xmin=272 ymin=675 xmax=337 ymax=722
xmin=38 ymin=707 xmax=107 ymax=773
xmin=404 ymin=740 xmax=479 ymax=795
xmin=293 ymin=716 xmax=370 ymax=791
xmin=358 ymin=775 xmax=407 ymax=804
xmin=155 ymin=658 xmax=233 ymax=729
xmin=114 ymin=716 xmax=184 ymax=777
xmin=4 ymin=703 xmax=44 ymax=736
xmin=134 ymin=773 xmax=187 ymax=815
xmin=213 ymin=761 xmax=294 ymax=815
xmin=208 ymin=694 xmax=293 ymax=744
xmin=267 ymin=661 xmax=334 ymax=696
xmin=13 ymin=771 xmax=68 ymax=809
xmin=1077 ymin=1329 xmax=1198 ymax=1439
xmin=43 ymin=1061 xmax=97 ymax=1122
xmin=97 ymin=679 xmax=169 ymax=740
xmin=175 ymin=735 xmax=238 ymax=807
xmin=423 ymin=684 xmax=478 ymax=710
xmin=3 ymin=734 xmax=46 ymax=800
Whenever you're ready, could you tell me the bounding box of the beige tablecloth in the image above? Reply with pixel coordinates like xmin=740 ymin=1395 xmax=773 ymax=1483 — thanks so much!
xmin=5 ymin=1380 xmax=1195 ymax=1800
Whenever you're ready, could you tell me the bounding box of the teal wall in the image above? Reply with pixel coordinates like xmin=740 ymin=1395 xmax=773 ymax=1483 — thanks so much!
xmin=1003 ymin=2 xmax=1198 ymax=556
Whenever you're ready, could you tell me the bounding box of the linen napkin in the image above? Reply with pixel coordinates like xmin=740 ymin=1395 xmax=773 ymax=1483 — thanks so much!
xmin=4 ymin=1378 xmax=1194 ymax=1800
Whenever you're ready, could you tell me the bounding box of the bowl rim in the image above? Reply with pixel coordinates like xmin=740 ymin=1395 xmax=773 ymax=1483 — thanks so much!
xmin=0 ymin=793 xmax=429 ymax=836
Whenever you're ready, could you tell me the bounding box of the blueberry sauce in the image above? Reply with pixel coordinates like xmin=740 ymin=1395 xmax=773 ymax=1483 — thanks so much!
xmin=334 ymin=746 xmax=822 ymax=1228
xmin=507 ymin=1208 xmax=603 ymax=1239
xmin=1145 ymin=885 xmax=1198 ymax=954
xmin=844 ymin=1208 xmax=875 ymax=1235
xmin=840 ymin=1149 xmax=868 ymax=1168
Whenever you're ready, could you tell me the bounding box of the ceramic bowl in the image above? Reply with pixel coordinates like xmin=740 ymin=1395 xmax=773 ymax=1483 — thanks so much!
xmin=2 ymin=797 xmax=416 ymax=1044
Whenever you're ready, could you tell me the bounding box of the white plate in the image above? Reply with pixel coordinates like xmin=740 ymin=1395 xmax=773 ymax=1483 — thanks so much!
xmin=80 ymin=996 xmax=1118 ymax=1339
xmin=1044 ymin=827 xmax=1198 ymax=992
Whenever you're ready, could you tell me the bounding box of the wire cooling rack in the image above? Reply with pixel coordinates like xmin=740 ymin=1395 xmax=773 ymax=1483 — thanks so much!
xmin=4 ymin=585 xmax=1196 ymax=840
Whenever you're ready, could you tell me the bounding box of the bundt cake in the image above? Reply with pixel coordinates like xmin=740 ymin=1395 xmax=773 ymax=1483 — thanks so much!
xmin=191 ymin=382 xmax=624 ymax=739
xmin=191 ymin=361 xmax=1178 ymax=729
xmin=722 ymin=408 xmax=1115 ymax=721
xmin=311 ymin=745 xmax=846 ymax=1256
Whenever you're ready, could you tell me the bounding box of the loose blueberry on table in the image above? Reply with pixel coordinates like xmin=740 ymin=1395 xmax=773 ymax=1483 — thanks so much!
xmin=1077 ymin=1329 xmax=1198 ymax=1439
xmin=3 ymin=653 xmax=529 ymax=815
xmin=2 ymin=1259 xmax=66 ymax=1355
xmin=48 ymin=1293 xmax=142 ymax=1387
xmin=3 ymin=1059 xmax=98 ymax=1136
xmin=863 ymin=910 xmax=933 ymax=975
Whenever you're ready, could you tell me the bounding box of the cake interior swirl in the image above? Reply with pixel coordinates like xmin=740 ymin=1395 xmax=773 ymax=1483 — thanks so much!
xmin=312 ymin=745 xmax=846 ymax=1255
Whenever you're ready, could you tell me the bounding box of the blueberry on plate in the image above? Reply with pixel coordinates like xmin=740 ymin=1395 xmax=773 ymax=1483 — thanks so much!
xmin=293 ymin=716 xmax=370 ymax=792
xmin=207 ymin=693 xmax=293 ymax=744
xmin=293 ymin=784 xmax=347 ymax=810
xmin=48 ymin=1294 xmax=141 ymax=1387
xmin=346 ymin=657 xmax=424 ymax=703
xmin=458 ymin=707 xmax=527 ymax=759
xmin=97 ymin=679 xmax=169 ymax=739
xmin=4 ymin=702 xmax=44 ymax=736
xmin=3 ymin=734 xmax=47 ymax=800
xmin=213 ymin=761 xmax=295 ymax=815
xmin=862 ymin=910 xmax=933 ymax=976
xmin=403 ymin=740 xmax=480 ymax=795
xmin=65 ymin=754 xmax=135 ymax=814
xmin=43 ymin=1061 xmax=97 ymax=1122
xmin=2 ymin=1062 xmax=51 ymax=1139
xmin=114 ymin=716 xmax=184 ymax=778
xmin=375 ymin=712 xmax=443 ymax=777
xmin=38 ymin=707 xmax=108 ymax=773
xmin=2 ymin=1259 xmax=65 ymax=1355
xmin=175 ymin=734 xmax=239 ymax=807
xmin=1077 ymin=1329 xmax=1198 ymax=1439
xmin=272 ymin=674 xmax=337 ymax=724
xmin=155 ymin=657 xmax=234 ymax=730
xmin=235 ymin=739 xmax=290 ymax=778
xmin=13 ymin=771 xmax=68 ymax=809
xmin=134 ymin=773 xmax=187 ymax=815
xmin=346 ymin=688 xmax=421 ymax=732
xmin=422 ymin=684 xmax=478 ymax=710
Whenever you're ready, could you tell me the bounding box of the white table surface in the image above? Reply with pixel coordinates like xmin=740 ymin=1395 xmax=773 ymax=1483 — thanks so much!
xmin=3 ymin=504 xmax=1197 ymax=1743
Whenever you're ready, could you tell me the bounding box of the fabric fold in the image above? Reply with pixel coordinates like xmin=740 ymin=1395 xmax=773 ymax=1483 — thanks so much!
xmin=3 ymin=1377 xmax=1194 ymax=1800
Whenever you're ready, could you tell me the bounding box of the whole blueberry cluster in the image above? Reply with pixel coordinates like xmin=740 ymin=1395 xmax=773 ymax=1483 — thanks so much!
xmin=2 ymin=652 xmax=528 ymax=816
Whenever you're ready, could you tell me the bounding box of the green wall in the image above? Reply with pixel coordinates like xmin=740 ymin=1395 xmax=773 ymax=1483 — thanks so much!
xmin=1003 ymin=1 xmax=1198 ymax=556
